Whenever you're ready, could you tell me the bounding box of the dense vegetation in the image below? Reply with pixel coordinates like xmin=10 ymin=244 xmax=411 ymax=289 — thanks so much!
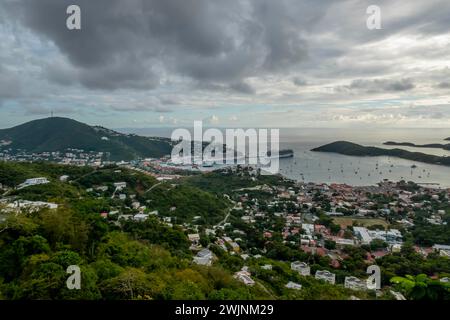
xmin=0 ymin=207 xmax=260 ymax=300
xmin=0 ymin=163 xmax=250 ymax=299
xmin=183 ymin=167 xmax=294 ymax=195
xmin=391 ymin=274 xmax=449 ymax=300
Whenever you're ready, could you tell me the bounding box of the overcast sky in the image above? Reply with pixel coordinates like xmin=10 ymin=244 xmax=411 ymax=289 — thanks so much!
xmin=1 ymin=0 xmax=450 ymax=129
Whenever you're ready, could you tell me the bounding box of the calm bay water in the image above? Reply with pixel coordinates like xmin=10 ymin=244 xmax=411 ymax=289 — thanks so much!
xmin=278 ymin=128 xmax=450 ymax=188
xmin=121 ymin=127 xmax=450 ymax=188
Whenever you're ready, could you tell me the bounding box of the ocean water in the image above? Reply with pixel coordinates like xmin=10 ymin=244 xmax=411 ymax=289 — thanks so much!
xmin=121 ymin=127 xmax=450 ymax=188
xmin=277 ymin=128 xmax=450 ymax=188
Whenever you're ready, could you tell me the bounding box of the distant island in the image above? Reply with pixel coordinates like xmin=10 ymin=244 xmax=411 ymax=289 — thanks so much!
xmin=384 ymin=141 xmax=450 ymax=151
xmin=312 ymin=141 xmax=450 ymax=167
xmin=267 ymin=149 xmax=294 ymax=158
xmin=446 ymin=137 xmax=450 ymax=141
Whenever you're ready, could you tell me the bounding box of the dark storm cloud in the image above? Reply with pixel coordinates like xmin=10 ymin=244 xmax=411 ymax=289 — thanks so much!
xmin=437 ymin=82 xmax=450 ymax=89
xmin=8 ymin=0 xmax=449 ymax=93
xmin=338 ymin=78 xmax=415 ymax=94
xmin=22 ymin=104 xmax=77 ymax=116
xmin=6 ymin=0 xmax=319 ymax=91
xmin=292 ymin=77 xmax=308 ymax=86
xmin=2 ymin=0 xmax=450 ymax=129
xmin=0 ymin=64 xmax=21 ymax=102
xmin=229 ymin=82 xmax=256 ymax=95
xmin=160 ymin=97 xmax=180 ymax=106
xmin=194 ymin=80 xmax=255 ymax=95
xmin=386 ymin=1 xmax=450 ymax=37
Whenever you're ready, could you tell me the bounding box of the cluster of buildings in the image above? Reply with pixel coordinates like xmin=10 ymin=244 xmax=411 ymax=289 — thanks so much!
xmin=1 ymin=199 xmax=58 ymax=213
xmin=1 ymin=162 xmax=448 ymax=297
xmin=188 ymin=167 xmax=449 ymax=290
xmin=233 ymin=172 xmax=450 ymax=254
xmin=432 ymin=244 xmax=450 ymax=258
xmin=353 ymin=227 xmax=403 ymax=245
xmin=17 ymin=177 xmax=50 ymax=190
xmin=0 ymin=148 xmax=107 ymax=166
xmin=289 ymin=262 xmax=369 ymax=290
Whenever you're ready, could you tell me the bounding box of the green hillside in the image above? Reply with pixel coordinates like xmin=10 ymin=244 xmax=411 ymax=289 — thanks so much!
xmin=0 ymin=117 xmax=172 ymax=161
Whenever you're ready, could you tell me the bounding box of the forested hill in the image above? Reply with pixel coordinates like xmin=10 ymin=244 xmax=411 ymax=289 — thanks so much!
xmin=312 ymin=141 xmax=450 ymax=167
xmin=0 ymin=117 xmax=172 ymax=161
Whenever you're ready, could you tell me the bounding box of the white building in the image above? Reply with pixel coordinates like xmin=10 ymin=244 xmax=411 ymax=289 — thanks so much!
xmin=353 ymin=227 xmax=372 ymax=245
xmin=433 ymin=244 xmax=450 ymax=257
xmin=369 ymin=229 xmax=403 ymax=244
xmin=336 ymin=238 xmax=355 ymax=246
xmin=234 ymin=270 xmax=255 ymax=286
xmin=133 ymin=213 xmax=149 ymax=222
xmin=344 ymin=276 xmax=367 ymax=291
xmin=229 ymin=242 xmax=240 ymax=252
xmin=315 ymin=270 xmax=336 ymax=285
xmin=291 ymin=261 xmax=310 ymax=276
xmin=193 ymin=248 xmax=213 ymax=266
xmin=240 ymin=254 xmax=250 ymax=260
xmin=131 ymin=201 xmax=141 ymax=210
xmin=113 ymin=182 xmax=127 ymax=190
xmin=18 ymin=177 xmax=50 ymax=189
xmin=391 ymin=244 xmax=402 ymax=253
xmin=7 ymin=200 xmax=58 ymax=212
xmin=285 ymin=281 xmax=302 ymax=290
xmin=301 ymin=223 xmax=314 ymax=235
xmin=188 ymin=234 xmax=201 ymax=245
xmin=354 ymin=226 xmax=403 ymax=245
xmin=223 ymin=236 xmax=233 ymax=243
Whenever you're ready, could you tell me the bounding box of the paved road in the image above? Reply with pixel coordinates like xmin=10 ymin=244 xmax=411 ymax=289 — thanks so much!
xmin=215 ymin=209 xmax=231 ymax=227
xmin=145 ymin=181 xmax=164 ymax=193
